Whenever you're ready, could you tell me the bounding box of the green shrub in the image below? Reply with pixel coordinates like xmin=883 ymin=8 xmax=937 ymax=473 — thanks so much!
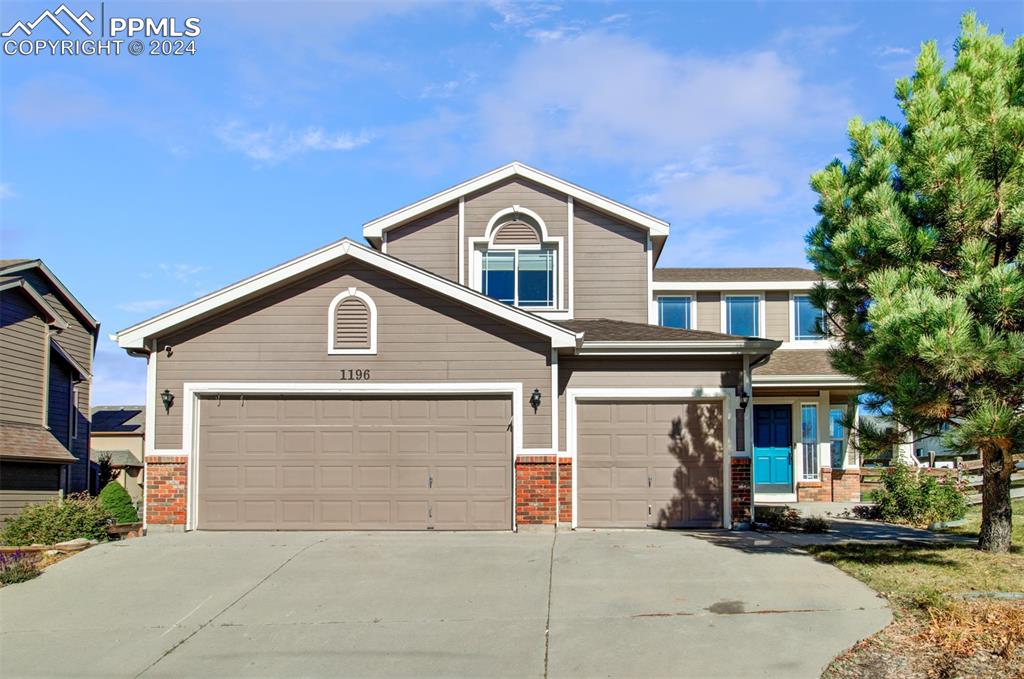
xmin=0 ymin=551 xmax=40 ymax=585
xmin=758 ymin=506 xmax=802 ymax=531
xmin=98 ymin=482 xmax=140 ymax=524
xmin=802 ymin=516 xmax=832 ymax=533
xmin=870 ymin=463 xmax=968 ymax=526
xmin=0 ymin=493 xmax=112 ymax=546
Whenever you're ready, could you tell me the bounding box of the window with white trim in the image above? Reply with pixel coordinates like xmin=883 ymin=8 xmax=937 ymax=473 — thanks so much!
xmin=829 ymin=406 xmax=847 ymax=468
xmin=794 ymin=294 xmax=825 ymax=340
xmin=725 ymin=295 xmax=759 ymax=336
xmin=801 ymin=404 xmax=819 ymax=480
xmin=328 ymin=288 xmax=377 ymax=354
xmin=475 ymin=209 xmax=560 ymax=310
xmin=657 ymin=296 xmax=692 ymax=329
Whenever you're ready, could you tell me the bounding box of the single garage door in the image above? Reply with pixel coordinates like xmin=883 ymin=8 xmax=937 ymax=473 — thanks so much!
xmin=196 ymin=394 xmax=512 ymax=530
xmin=577 ymin=400 xmax=724 ymax=528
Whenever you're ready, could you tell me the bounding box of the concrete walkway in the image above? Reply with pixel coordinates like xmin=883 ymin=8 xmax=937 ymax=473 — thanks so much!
xmin=0 ymin=530 xmax=890 ymax=678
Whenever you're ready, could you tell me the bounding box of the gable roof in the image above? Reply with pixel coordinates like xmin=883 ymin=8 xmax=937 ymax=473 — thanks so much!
xmin=752 ymin=349 xmax=861 ymax=386
xmin=91 ymin=406 xmax=145 ymax=433
xmin=0 ymin=422 xmax=77 ymax=463
xmin=0 ymin=277 xmax=69 ymax=330
xmin=115 ymin=239 xmax=581 ymax=350
xmin=362 ymin=162 xmax=670 ymax=242
xmin=655 ymin=267 xmax=820 ymax=283
xmin=0 ymin=259 xmax=99 ymax=330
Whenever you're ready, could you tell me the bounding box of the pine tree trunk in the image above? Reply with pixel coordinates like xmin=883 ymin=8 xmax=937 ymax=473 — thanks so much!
xmin=978 ymin=445 xmax=1013 ymax=553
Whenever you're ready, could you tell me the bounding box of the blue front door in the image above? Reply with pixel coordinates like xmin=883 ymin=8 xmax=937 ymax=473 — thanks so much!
xmin=754 ymin=405 xmax=793 ymax=493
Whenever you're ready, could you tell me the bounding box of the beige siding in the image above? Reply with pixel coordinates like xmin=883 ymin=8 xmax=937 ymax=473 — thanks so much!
xmin=696 ymin=291 xmax=721 ymax=333
xmin=92 ymin=433 xmax=145 ymax=459
xmin=385 ymin=203 xmax=459 ymax=282
xmin=0 ymin=490 xmax=61 ymax=522
xmin=573 ymin=205 xmax=648 ymax=322
xmin=464 ymin=177 xmax=569 ymax=307
xmin=765 ymin=291 xmax=789 ymax=341
xmin=153 ymin=261 xmax=552 ymax=450
xmin=556 ymin=356 xmax=742 ymax=450
xmin=0 ymin=290 xmax=46 ymax=425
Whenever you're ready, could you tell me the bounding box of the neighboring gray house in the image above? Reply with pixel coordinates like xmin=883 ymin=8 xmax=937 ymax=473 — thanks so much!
xmin=91 ymin=406 xmax=146 ymax=504
xmin=0 ymin=259 xmax=99 ymax=520
xmin=115 ymin=162 xmax=862 ymax=533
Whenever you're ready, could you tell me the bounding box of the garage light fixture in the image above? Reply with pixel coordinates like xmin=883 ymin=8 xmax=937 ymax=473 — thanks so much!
xmin=530 ymin=388 xmax=542 ymax=413
xmin=161 ymin=389 xmax=174 ymax=413
xmin=739 ymin=390 xmax=750 ymax=410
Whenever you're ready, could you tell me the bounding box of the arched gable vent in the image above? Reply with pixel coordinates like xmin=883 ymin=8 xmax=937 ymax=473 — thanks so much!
xmin=327 ymin=288 xmax=377 ymax=355
xmin=492 ymin=220 xmax=541 ymax=245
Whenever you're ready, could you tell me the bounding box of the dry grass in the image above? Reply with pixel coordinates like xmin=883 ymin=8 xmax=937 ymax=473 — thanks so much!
xmin=814 ymin=499 xmax=1024 ymax=678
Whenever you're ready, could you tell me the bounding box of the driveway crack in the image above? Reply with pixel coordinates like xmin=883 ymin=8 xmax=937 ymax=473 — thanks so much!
xmin=543 ymin=529 xmax=557 ymax=679
xmin=134 ymin=537 xmax=329 ymax=678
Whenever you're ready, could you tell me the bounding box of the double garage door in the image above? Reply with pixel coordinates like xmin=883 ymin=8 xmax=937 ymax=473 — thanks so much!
xmin=197 ymin=394 xmax=512 ymax=530
xmin=576 ymin=400 xmax=725 ymax=528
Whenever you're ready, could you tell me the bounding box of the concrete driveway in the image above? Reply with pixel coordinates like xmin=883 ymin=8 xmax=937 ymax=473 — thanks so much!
xmin=0 ymin=529 xmax=889 ymax=678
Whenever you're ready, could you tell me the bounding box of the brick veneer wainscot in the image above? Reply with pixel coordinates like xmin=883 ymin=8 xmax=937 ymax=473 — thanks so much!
xmin=515 ymin=456 xmax=572 ymax=525
xmin=145 ymin=456 xmax=188 ymax=526
xmin=797 ymin=468 xmax=861 ymax=502
xmin=730 ymin=457 xmax=752 ymax=525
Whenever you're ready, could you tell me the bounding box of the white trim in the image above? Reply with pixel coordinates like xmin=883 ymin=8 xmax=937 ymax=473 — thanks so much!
xmin=750 ymin=397 xmax=798 ymax=497
xmin=116 ymin=239 xmax=579 ymax=350
xmin=799 ymin=401 xmax=820 ymax=481
xmin=363 ymin=162 xmax=669 ymax=239
xmin=144 ymin=343 xmax=157 ymax=457
xmin=381 ymin=230 xmax=387 ymax=255
xmin=457 ymin=197 xmax=465 ymax=286
xmin=577 ymin=339 xmax=779 ymax=355
xmin=778 ymin=340 xmax=836 ymax=350
xmin=753 ymin=374 xmax=861 ymax=387
xmin=179 ymin=381 xmax=524 ymax=531
xmin=484 ymin=205 xmax=550 ymax=240
xmin=0 ymin=259 xmax=99 ymax=329
xmin=741 ymin=354 xmax=752 ymax=457
xmin=469 ymin=222 xmax=564 ymax=311
xmin=654 ymin=280 xmax=820 ymax=292
xmin=550 ymin=350 xmax=559 ymax=452
xmin=646 ymin=235 xmax=653 ymax=324
xmin=721 ymin=292 xmax=766 ymax=338
xmin=326 ymin=287 xmax=378 ymax=355
xmin=755 ymin=493 xmax=797 ymax=504
xmin=789 ymin=291 xmax=829 ymax=345
xmin=653 ymin=293 xmax=698 ymax=330
xmin=566 ymin=387 xmax=736 ymax=530
xmin=566 ymin=196 xmax=574 ymax=316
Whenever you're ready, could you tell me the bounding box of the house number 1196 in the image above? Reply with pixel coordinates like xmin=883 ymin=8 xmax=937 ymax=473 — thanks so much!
xmin=339 ymin=369 xmax=371 ymax=380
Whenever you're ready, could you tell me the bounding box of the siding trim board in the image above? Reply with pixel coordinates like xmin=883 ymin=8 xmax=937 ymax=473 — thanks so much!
xmin=177 ymin=381 xmax=525 ymax=531
xmin=566 ymin=387 xmax=737 ymax=529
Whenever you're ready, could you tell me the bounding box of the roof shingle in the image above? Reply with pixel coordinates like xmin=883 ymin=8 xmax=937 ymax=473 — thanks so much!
xmin=558 ymin=318 xmax=747 ymax=342
xmin=753 ymin=349 xmax=844 ymax=376
xmin=0 ymin=422 xmax=78 ymax=463
xmin=654 ymin=267 xmax=820 ymax=283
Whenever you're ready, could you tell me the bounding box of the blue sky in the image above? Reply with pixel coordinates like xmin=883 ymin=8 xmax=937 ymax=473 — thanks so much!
xmin=1 ymin=0 xmax=1021 ymax=405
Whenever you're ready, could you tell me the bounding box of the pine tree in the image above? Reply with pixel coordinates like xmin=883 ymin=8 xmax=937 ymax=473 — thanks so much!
xmin=807 ymin=14 xmax=1024 ymax=552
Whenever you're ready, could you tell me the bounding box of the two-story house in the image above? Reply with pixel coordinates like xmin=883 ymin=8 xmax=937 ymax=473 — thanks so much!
xmin=0 ymin=259 xmax=99 ymax=521
xmin=116 ymin=163 xmax=860 ymax=533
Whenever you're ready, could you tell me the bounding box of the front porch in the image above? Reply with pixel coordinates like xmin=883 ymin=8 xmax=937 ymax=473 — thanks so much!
xmin=748 ymin=386 xmax=862 ymax=504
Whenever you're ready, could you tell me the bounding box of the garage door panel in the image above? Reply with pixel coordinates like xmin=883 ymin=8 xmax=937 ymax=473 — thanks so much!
xmin=577 ymin=400 xmax=724 ymax=529
xmin=197 ymin=395 xmax=511 ymax=530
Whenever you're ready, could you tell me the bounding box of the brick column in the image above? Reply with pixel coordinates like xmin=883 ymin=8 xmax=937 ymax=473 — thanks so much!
xmin=830 ymin=468 xmax=861 ymax=502
xmin=558 ymin=457 xmax=572 ymax=525
xmin=515 ymin=456 xmax=566 ymax=525
xmin=730 ymin=457 xmax=752 ymax=525
xmin=145 ymin=456 xmax=188 ymax=528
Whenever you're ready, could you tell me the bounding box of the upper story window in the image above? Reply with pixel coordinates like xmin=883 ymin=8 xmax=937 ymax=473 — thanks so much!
xmin=724 ymin=295 xmax=760 ymax=336
xmin=657 ymin=296 xmax=692 ymax=329
xmin=328 ymin=288 xmax=377 ymax=355
xmin=473 ymin=206 xmax=561 ymax=310
xmin=793 ymin=294 xmax=825 ymax=340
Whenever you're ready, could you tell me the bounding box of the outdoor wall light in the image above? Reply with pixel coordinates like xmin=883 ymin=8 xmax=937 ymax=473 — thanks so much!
xmin=739 ymin=390 xmax=750 ymax=410
xmin=161 ymin=389 xmax=174 ymax=413
xmin=530 ymin=388 xmax=542 ymax=413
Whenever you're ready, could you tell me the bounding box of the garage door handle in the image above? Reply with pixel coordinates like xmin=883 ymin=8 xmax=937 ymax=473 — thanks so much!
xmin=428 ymin=473 xmax=433 ymax=489
xmin=648 ymin=475 xmax=652 ymax=488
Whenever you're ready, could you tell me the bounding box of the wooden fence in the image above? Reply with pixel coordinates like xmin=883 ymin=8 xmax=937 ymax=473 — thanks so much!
xmin=860 ymin=454 xmax=1024 ymax=504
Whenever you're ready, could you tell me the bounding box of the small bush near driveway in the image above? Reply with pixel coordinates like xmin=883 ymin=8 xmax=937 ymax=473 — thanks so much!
xmin=870 ymin=463 xmax=967 ymax=527
xmin=0 ymin=493 xmax=112 ymax=546
xmin=98 ymin=482 xmax=140 ymax=524
xmin=0 ymin=550 xmax=41 ymax=586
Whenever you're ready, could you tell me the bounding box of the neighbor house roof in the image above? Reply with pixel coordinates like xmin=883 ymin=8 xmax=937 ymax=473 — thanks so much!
xmin=115 ymin=239 xmax=581 ymax=350
xmin=560 ymin=319 xmax=780 ymax=355
xmin=93 ymin=449 xmax=143 ymax=468
xmin=91 ymin=406 xmax=145 ymax=434
xmin=653 ymin=267 xmax=822 ymax=291
xmin=752 ymin=349 xmax=860 ymax=386
xmin=0 ymin=422 xmax=77 ymax=463
xmin=362 ymin=162 xmax=670 ymax=242
xmin=0 ymin=259 xmax=100 ymax=330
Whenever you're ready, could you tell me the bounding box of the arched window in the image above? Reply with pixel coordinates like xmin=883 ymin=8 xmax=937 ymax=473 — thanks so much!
xmin=327 ymin=288 xmax=377 ymax=354
xmin=473 ymin=206 xmax=562 ymax=309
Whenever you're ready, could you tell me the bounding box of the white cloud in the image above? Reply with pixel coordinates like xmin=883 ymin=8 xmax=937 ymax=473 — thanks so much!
xmin=0 ymin=183 xmax=14 ymax=200
xmin=217 ymin=121 xmax=372 ymax=163
xmin=773 ymin=24 xmax=859 ymax=54
xmin=419 ymin=72 xmax=478 ymax=99
xmin=159 ymin=263 xmax=207 ymax=284
xmin=525 ymin=24 xmax=581 ymax=42
xmin=638 ymin=164 xmax=782 ymax=220
xmin=489 ymin=1 xmax=561 ymax=28
xmin=117 ymin=299 xmax=173 ymax=314
xmin=91 ymin=339 xmax=146 ymax=406
xmin=600 ymin=14 xmax=628 ymax=24
xmin=877 ymin=46 xmax=912 ymax=56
